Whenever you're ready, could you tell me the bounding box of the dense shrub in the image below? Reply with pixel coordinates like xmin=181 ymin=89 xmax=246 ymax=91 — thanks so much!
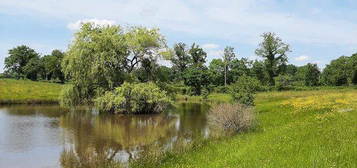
xmin=274 ymin=74 xmax=294 ymax=90
xmin=95 ymin=82 xmax=171 ymax=114
xmin=214 ymin=85 xmax=230 ymax=93
xmin=230 ymin=75 xmax=260 ymax=106
xmin=208 ymin=103 xmax=254 ymax=135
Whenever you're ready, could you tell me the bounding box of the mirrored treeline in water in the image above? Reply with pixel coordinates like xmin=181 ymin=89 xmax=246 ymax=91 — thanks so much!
xmin=0 ymin=103 xmax=210 ymax=168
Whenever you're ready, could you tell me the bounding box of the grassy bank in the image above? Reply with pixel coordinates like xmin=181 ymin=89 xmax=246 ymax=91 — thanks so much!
xmin=175 ymin=93 xmax=232 ymax=104
xmin=146 ymin=89 xmax=357 ymax=168
xmin=0 ymin=79 xmax=63 ymax=104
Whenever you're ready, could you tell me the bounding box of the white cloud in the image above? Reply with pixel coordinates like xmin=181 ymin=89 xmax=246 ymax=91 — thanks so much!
xmin=202 ymin=43 xmax=219 ymax=50
xmin=1 ymin=0 xmax=357 ymax=46
xmin=1 ymin=0 xmax=357 ymax=71
xmin=67 ymin=19 xmax=116 ymax=30
xmin=295 ymin=55 xmax=309 ymax=61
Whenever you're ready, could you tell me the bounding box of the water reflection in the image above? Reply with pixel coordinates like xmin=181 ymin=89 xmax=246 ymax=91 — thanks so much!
xmin=0 ymin=103 xmax=210 ymax=168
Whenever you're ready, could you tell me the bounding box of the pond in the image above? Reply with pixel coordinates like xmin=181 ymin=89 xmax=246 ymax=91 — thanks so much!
xmin=0 ymin=103 xmax=210 ymax=168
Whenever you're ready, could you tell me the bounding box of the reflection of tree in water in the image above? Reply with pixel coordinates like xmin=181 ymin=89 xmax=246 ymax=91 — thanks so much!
xmin=59 ymin=111 xmax=180 ymax=167
xmin=174 ymin=103 xmax=210 ymax=138
xmin=4 ymin=105 xmax=67 ymax=118
xmin=59 ymin=103 xmax=210 ymax=167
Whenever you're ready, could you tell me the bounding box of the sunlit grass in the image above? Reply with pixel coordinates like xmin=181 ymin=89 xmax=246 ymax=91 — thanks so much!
xmin=154 ymin=89 xmax=357 ymax=168
xmin=0 ymin=79 xmax=63 ymax=104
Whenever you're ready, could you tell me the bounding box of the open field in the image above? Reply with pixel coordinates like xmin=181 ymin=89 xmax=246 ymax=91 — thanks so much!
xmin=0 ymin=79 xmax=63 ymax=104
xmin=154 ymin=89 xmax=357 ymax=168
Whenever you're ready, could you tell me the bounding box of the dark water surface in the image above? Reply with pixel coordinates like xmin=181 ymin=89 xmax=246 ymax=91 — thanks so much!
xmin=0 ymin=103 xmax=210 ymax=168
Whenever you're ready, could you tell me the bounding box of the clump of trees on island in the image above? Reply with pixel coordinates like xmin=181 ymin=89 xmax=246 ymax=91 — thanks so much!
xmin=2 ymin=23 xmax=357 ymax=114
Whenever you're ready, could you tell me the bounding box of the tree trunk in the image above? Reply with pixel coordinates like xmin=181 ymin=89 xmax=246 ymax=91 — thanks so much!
xmin=224 ymin=65 xmax=227 ymax=86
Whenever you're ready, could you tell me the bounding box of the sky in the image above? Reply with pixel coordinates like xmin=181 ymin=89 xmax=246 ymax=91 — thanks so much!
xmin=1 ymin=0 xmax=357 ymax=72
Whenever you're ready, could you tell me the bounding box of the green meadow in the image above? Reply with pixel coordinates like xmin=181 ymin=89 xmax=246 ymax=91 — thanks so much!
xmin=151 ymin=89 xmax=357 ymax=168
xmin=0 ymin=79 xmax=63 ymax=104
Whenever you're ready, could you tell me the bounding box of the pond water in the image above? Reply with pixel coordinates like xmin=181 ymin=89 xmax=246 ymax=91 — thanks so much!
xmin=0 ymin=103 xmax=210 ymax=168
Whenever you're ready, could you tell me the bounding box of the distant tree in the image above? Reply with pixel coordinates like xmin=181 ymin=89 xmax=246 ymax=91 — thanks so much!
xmin=170 ymin=43 xmax=191 ymax=80
xmin=223 ymin=46 xmax=236 ymax=86
xmin=209 ymin=59 xmax=225 ymax=86
xmin=230 ymin=58 xmax=252 ymax=83
xmin=321 ymin=56 xmax=351 ymax=86
xmin=189 ymin=43 xmax=207 ymax=65
xmin=171 ymin=43 xmax=191 ymax=71
xmin=251 ymin=60 xmax=269 ymax=85
xmin=230 ymin=75 xmax=260 ymax=106
xmin=23 ymin=57 xmax=42 ymax=80
xmin=274 ymin=74 xmax=294 ymax=90
xmin=41 ymin=50 xmax=65 ymax=82
xmin=350 ymin=53 xmax=357 ymax=85
xmin=255 ymin=32 xmax=291 ymax=85
xmin=284 ymin=64 xmax=298 ymax=76
xmin=305 ymin=63 xmax=320 ymax=86
xmin=183 ymin=65 xmax=210 ymax=95
xmin=4 ymin=45 xmax=40 ymax=78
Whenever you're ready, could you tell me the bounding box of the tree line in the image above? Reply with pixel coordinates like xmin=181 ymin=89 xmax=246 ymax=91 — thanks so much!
xmin=2 ymin=23 xmax=357 ymax=98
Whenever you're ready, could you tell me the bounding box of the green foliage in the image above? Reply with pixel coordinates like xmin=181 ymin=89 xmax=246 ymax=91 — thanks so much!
xmin=125 ymin=26 xmax=166 ymax=73
xmin=251 ymin=60 xmax=269 ymax=85
xmin=274 ymin=74 xmax=294 ymax=90
xmin=5 ymin=45 xmax=40 ymax=79
xmin=183 ymin=65 xmax=210 ymax=95
xmin=59 ymin=84 xmax=87 ymax=106
xmin=304 ymin=63 xmax=320 ymax=86
xmin=61 ymin=23 xmax=167 ymax=106
xmin=208 ymin=59 xmax=225 ymax=86
xmin=255 ymin=32 xmax=291 ymax=85
xmin=230 ymin=58 xmax=252 ymax=82
xmin=213 ymin=85 xmax=230 ymax=93
xmin=41 ymin=50 xmax=65 ymax=82
xmin=230 ymin=75 xmax=260 ymax=106
xmin=170 ymin=43 xmax=191 ymax=80
xmin=201 ymin=88 xmax=209 ymax=100
xmin=95 ymin=82 xmax=171 ymax=114
xmin=23 ymin=57 xmax=42 ymax=81
xmin=189 ymin=43 xmax=207 ymax=65
xmin=61 ymin=23 xmax=128 ymax=105
xmin=321 ymin=56 xmax=351 ymax=86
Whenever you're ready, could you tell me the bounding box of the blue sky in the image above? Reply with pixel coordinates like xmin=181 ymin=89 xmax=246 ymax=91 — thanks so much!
xmin=1 ymin=0 xmax=357 ymax=72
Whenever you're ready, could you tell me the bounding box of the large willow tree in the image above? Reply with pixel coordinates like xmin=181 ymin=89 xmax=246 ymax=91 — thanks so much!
xmin=61 ymin=23 xmax=166 ymax=106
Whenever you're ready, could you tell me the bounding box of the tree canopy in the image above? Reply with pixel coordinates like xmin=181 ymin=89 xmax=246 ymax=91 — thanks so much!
xmin=255 ymin=32 xmax=291 ymax=85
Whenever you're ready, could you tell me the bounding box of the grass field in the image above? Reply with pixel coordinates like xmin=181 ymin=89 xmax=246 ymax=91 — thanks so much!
xmin=153 ymin=89 xmax=357 ymax=168
xmin=0 ymin=79 xmax=63 ymax=104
